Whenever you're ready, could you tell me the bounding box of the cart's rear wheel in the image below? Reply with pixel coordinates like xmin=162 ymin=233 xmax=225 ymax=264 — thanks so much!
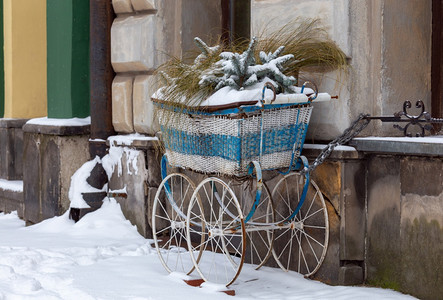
xmin=231 ymin=179 xmax=274 ymax=270
xmin=186 ymin=177 xmax=246 ymax=286
xmin=152 ymin=173 xmax=196 ymax=274
xmin=271 ymin=172 xmax=329 ymax=276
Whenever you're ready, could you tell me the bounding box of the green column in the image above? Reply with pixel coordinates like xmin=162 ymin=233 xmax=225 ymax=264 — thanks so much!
xmin=47 ymin=0 xmax=89 ymax=118
xmin=0 ymin=0 xmax=4 ymax=118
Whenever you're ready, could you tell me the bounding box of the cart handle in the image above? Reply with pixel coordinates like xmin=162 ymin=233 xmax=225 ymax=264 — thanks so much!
xmin=259 ymin=82 xmax=276 ymax=106
xmin=301 ymin=81 xmax=319 ymax=102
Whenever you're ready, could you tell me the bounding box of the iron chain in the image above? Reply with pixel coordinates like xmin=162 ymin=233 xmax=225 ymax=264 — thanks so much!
xmin=301 ymin=113 xmax=371 ymax=175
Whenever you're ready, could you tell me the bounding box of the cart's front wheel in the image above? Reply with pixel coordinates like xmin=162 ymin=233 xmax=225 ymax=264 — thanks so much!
xmin=271 ymin=172 xmax=329 ymax=277
xmin=186 ymin=177 xmax=246 ymax=286
xmin=152 ymin=173 xmax=196 ymax=275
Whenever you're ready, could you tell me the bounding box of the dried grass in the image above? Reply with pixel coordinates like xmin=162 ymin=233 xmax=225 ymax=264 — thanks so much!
xmin=154 ymin=18 xmax=348 ymax=108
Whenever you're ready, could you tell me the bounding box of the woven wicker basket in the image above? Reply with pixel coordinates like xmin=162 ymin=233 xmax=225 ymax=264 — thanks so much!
xmin=155 ymin=101 xmax=313 ymax=176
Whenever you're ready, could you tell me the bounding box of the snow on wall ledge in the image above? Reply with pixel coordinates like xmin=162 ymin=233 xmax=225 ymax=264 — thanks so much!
xmin=26 ymin=117 xmax=91 ymax=126
xmin=0 ymin=179 xmax=23 ymax=193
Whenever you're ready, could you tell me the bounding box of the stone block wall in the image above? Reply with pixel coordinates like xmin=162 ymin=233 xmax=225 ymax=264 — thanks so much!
xmin=0 ymin=119 xmax=27 ymax=217
xmin=110 ymin=0 xmax=222 ymax=135
xmin=365 ymin=155 xmax=443 ymax=299
xmin=106 ymin=137 xmax=161 ymax=238
xmin=0 ymin=119 xmax=27 ymax=180
xmin=22 ymin=123 xmax=90 ymax=224
xmin=304 ymin=146 xmax=366 ymax=285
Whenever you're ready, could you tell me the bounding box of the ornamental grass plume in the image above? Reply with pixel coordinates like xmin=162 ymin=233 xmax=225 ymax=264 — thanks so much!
xmin=154 ymin=18 xmax=348 ymax=108
xmin=256 ymin=18 xmax=349 ymax=78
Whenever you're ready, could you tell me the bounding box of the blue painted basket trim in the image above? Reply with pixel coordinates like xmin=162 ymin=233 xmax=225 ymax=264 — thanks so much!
xmin=161 ymin=123 xmax=309 ymax=163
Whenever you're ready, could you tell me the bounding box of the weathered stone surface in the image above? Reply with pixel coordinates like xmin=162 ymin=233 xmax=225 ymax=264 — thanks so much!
xmin=23 ymin=123 xmax=90 ymax=136
xmin=112 ymin=75 xmax=134 ymax=133
xmin=340 ymin=161 xmax=366 ymax=261
xmin=133 ymin=75 xmax=159 ymax=134
xmin=0 ymin=119 xmax=27 ymax=180
xmin=41 ymin=140 xmax=60 ymax=220
xmin=311 ymin=161 xmax=341 ymax=214
xmin=145 ymin=186 xmax=157 ymax=238
xmin=339 ymin=264 xmax=364 ymax=286
xmin=59 ymin=137 xmax=92 ymax=213
xmin=23 ymin=130 xmax=90 ymax=224
xmin=145 ymin=148 xmax=162 ymax=187
xmin=400 ymin=156 xmax=443 ymax=197
xmin=131 ymin=0 xmax=155 ymax=11
xmin=23 ymin=134 xmax=41 ymax=224
xmin=107 ymin=147 xmax=150 ymax=237
xmin=313 ymin=199 xmax=341 ymax=285
xmin=112 ymin=0 xmax=133 ymax=14
xmin=0 ymin=188 xmax=24 ymax=218
xmin=111 ymin=15 xmax=156 ymax=72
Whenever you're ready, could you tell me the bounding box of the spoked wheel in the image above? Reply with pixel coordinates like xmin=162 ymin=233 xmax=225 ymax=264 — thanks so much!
xmin=152 ymin=173 xmax=197 ymax=274
xmin=230 ymin=179 xmax=274 ymax=270
xmin=271 ymin=172 xmax=329 ymax=277
xmin=186 ymin=177 xmax=246 ymax=286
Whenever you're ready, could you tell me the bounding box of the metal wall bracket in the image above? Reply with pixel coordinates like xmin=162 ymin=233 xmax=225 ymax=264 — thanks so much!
xmin=366 ymin=100 xmax=443 ymax=137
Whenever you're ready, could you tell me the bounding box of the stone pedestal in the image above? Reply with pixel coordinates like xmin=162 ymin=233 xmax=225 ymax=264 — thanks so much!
xmin=22 ymin=122 xmax=90 ymax=224
xmin=0 ymin=118 xmax=27 ymax=217
xmin=303 ymin=145 xmax=366 ymax=285
xmin=0 ymin=119 xmax=27 ymax=180
xmin=106 ymin=136 xmax=162 ymax=238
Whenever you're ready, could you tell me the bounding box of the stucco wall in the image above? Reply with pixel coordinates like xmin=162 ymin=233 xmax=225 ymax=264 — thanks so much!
xmin=110 ymin=0 xmax=222 ymax=135
xmin=251 ymin=0 xmax=432 ymax=140
xmin=3 ymin=0 xmax=47 ymax=119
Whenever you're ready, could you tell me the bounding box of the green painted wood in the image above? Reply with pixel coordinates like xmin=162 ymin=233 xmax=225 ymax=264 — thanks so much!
xmin=47 ymin=0 xmax=89 ymax=119
xmin=0 ymin=0 xmax=4 ymax=118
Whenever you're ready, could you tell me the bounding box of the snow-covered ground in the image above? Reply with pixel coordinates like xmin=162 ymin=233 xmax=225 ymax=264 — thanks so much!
xmin=0 ymin=200 xmax=415 ymax=300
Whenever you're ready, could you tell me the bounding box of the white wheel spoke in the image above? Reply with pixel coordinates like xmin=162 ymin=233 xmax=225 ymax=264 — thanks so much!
xmin=152 ymin=173 xmax=196 ymax=275
xmin=186 ymin=177 xmax=245 ymax=286
xmin=303 ymin=207 xmax=324 ymax=222
xmin=271 ymin=173 xmax=329 ymax=276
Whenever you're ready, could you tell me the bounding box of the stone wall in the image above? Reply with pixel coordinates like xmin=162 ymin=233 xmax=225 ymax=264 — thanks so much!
xmin=110 ymin=0 xmax=223 ymax=135
xmin=105 ymin=137 xmax=161 ymax=238
xmin=365 ymin=155 xmax=442 ymax=299
xmin=22 ymin=123 xmax=90 ymax=224
xmin=251 ymin=0 xmax=432 ymax=140
xmin=350 ymin=138 xmax=443 ymax=299
xmin=0 ymin=119 xmax=26 ymax=217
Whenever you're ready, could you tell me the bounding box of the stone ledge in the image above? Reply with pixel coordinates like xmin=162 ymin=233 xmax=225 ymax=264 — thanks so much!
xmin=107 ymin=134 xmax=159 ymax=150
xmin=0 ymin=118 xmax=29 ymax=128
xmin=350 ymin=137 xmax=443 ymax=157
xmin=23 ymin=123 xmax=90 ymax=136
xmin=302 ymin=144 xmax=362 ymax=160
xmin=0 ymin=187 xmax=23 ymax=202
xmin=0 ymin=186 xmax=24 ymax=218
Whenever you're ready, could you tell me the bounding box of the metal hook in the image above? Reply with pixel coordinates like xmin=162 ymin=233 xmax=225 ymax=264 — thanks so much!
xmin=260 ymin=82 xmax=277 ymax=106
xmin=301 ymin=81 xmax=319 ymax=102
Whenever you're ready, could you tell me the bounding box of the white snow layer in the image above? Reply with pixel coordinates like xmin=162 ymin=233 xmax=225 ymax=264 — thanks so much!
xmin=0 ymin=179 xmax=23 ymax=192
xmin=0 ymin=205 xmax=416 ymax=299
xmin=69 ymin=134 xmax=154 ymax=208
xmin=68 ymin=156 xmax=105 ymax=209
xmin=154 ymin=77 xmax=331 ymax=107
xmin=26 ymin=117 xmax=91 ymax=126
xmin=354 ymin=136 xmax=443 ymax=144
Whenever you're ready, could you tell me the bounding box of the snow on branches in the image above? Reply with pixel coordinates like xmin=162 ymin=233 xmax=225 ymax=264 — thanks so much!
xmin=197 ymin=37 xmax=299 ymax=93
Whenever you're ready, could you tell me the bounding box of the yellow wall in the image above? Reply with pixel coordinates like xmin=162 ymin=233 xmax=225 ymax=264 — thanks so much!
xmin=3 ymin=0 xmax=47 ymax=118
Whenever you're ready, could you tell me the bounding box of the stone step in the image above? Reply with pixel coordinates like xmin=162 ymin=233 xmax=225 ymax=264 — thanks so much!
xmin=0 ymin=179 xmax=24 ymax=218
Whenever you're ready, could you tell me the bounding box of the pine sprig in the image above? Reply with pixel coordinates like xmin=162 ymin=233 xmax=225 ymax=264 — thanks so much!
xmin=202 ymin=37 xmax=259 ymax=90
